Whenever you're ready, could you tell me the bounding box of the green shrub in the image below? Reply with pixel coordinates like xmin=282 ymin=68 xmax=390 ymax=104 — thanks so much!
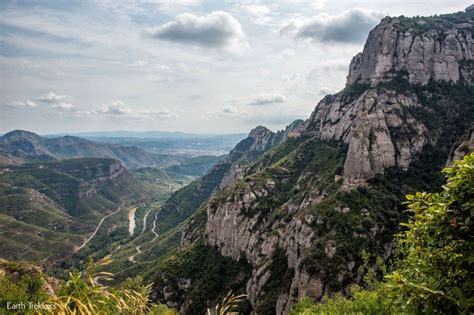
xmin=386 ymin=153 xmax=473 ymax=313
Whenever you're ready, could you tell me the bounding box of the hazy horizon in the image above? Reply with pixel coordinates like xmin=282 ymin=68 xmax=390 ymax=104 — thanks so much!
xmin=1 ymin=128 xmax=249 ymax=137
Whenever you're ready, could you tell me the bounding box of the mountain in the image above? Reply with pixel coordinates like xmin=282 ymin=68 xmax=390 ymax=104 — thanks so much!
xmin=150 ymin=9 xmax=473 ymax=314
xmin=48 ymin=130 xmax=246 ymax=139
xmin=0 ymin=158 xmax=141 ymax=263
xmin=0 ymin=130 xmax=183 ymax=169
xmin=153 ymin=119 xmax=308 ymax=236
xmin=95 ymin=119 xmax=307 ymax=285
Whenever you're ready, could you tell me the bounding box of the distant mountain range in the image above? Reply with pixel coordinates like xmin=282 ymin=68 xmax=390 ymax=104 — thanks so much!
xmin=46 ymin=130 xmax=246 ymax=139
xmin=0 ymin=130 xmax=184 ymax=169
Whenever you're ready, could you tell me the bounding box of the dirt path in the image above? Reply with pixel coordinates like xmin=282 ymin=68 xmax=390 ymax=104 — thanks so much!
xmin=73 ymin=206 xmax=122 ymax=254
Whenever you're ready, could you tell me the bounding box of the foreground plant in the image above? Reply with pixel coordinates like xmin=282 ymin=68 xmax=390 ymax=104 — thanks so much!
xmin=207 ymin=291 xmax=247 ymax=315
xmin=386 ymin=153 xmax=473 ymax=313
xmin=45 ymin=255 xmax=178 ymax=314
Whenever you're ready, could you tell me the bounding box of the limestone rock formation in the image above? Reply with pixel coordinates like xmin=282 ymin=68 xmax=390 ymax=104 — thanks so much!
xmin=346 ymin=13 xmax=473 ymax=86
xmin=308 ymin=88 xmax=429 ymax=188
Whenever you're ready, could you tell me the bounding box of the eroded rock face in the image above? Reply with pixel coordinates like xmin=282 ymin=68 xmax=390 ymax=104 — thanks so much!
xmin=205 ymin=178 xmax=322 ymax=314
xmin=308 ymin=89 xmax=429 ymax=188
xmin=347 ymin=14 xmax=473 ymax=86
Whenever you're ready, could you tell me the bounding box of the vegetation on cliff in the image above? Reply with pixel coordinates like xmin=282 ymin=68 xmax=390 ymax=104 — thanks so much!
xmin=292 ymin=153 xmax=474 ymax=314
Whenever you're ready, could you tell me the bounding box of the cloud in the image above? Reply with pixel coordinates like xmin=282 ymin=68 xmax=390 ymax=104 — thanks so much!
xmin=142 ymin=0 xmax=203 ymax=14
xmin=241 ymin=5 xmax=272 ymax=24
xmin=248 ymin=93 xmax=286 ymax=106
xmin=52 ymin=102 xmax=75 ymax=110
xmin=311 ymin=0 xmax=327 ymax=10
xmin=281 ymin=73 xmax=305 ymax=83
xmin=280 ymin=8 xmax=384 ymax=43
xmin=102 ymin=100 xmax=129 ymax=115
xmin=35 ymin=91 xmax=77 ymax=111
xmin=11 ymin=100 xmax=37 ymax=108
xmin=147 ymin=11 xmax=248 ymax=50
xmin=147 ymin=108 xmax=178 ymax=119
xmin=38 ymin=91 xmax=70 ymax=103
xmin=223 ymin=106 xmax=237 ymax=114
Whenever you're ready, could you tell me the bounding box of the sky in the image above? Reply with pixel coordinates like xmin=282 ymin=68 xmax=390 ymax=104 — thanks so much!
xmin=0 ymin=0 xmax=471 ymax=135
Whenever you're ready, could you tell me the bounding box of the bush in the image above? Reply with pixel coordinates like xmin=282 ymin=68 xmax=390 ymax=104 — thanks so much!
xmin=386 ymin=153 xmax=473 ymax=313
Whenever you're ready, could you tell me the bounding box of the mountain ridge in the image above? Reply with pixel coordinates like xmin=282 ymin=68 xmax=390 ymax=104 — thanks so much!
xmin=0 ymin=130 xmax=181 ymax=169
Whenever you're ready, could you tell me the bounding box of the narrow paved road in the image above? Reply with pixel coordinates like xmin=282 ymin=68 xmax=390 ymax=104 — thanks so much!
xmin=141 ymin=209 xmax=152 ymax=234
xmin=73 ymin=206 xmax=122 ymax=254
xmin=151 ymin=210 xmax=160 ymax=242
xmin=128 ymin=245 xmax=142 ymax=263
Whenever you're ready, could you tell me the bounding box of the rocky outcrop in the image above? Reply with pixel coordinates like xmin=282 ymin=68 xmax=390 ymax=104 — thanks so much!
xmin=0 ymin=259 xmax=60 ymax=295
xmin=446 ymin=128 xmax=474 ymax=166
xmin=306 ymin=9 xmax=474 ymax=188
xmin=347 ymin=11 xmax=473 ymax=86
xmin=308 ymin=88 xmax=429 ymax=188
xmin=218 ymin=120 xmax=307 ymax=190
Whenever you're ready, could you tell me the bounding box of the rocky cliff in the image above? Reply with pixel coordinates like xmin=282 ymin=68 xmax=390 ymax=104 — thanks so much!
xmin=347 ymin=11 xmax=473 ymax=86
xmin=153 ymin=9 xmax=474 ymax=315
xmin=308 ymin=8 xmax=473 ymax=189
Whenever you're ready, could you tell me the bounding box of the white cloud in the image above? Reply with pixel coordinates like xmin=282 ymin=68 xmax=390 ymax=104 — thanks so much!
xmin=102 ymin=100 xmax=129 ymax=115
xmin=147 ymin=11 xmax=248 ymax=51
xmin=241 ymin=5 xmax=272 ymax=24
xmin=52 ymin=102 xmax=75 ymax=110
xmin=280 ymin=8 xmax=384 ymax=43
xmin=142 ymin=0 xmax=203 ymax=14
xmin=248 ymin=93 xmax=286 ymax=106
xmin=11 ymin=100 xmax=37 ymax=108
xmin=38 ymin=91 xmax=70 ymax=103
xmin=311 ymin=0 xmax=327 ymax=10
xmin=281 ymin=73 xmax=305 ymax=83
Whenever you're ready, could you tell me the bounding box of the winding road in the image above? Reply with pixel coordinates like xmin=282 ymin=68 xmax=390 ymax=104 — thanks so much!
xmin=151 ymin=210 xmax=160 ymax=242
xmin=73 ymin=205 xmax=123 ymax=254
xmin=128 ymin=245 xmax=142 ymax=263
xmin=128 ymin=206 xmax=161 ymax=263
xmin=141 ymin=209 xmax=152 ymax=234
